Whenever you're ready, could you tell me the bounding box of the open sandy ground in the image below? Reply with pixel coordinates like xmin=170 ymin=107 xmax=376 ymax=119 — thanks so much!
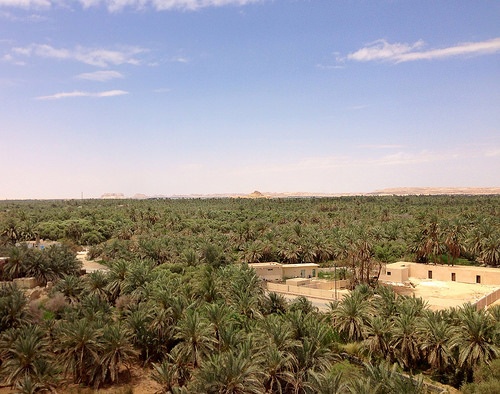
xmin=77 ymin=250 xmax=109 ymax=273
xmin=389 ymin=277 xmax=499 ymax=310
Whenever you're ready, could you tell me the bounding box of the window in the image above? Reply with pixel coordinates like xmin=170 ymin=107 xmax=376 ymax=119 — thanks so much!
xmin=300 ymin=269 xmax=305 ymax=278
xmin=428 ymin=270 xmax=433 ymax=279
xmin=476 ymin=275 xmax=481 ymax=284
xmin=451 ymin=273 xmax=456 ymax=281
xmin=387 ymin=271 xmax=391 ymax=276
xmin=312 ymin=269 xmax=316 ymax=277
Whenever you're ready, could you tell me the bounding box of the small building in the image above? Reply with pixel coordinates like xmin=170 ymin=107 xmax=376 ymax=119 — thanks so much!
xmin=380 ymin=262 xmax=500 ymax=286
xmin=249 ymin=262 xmax=319 ymax=281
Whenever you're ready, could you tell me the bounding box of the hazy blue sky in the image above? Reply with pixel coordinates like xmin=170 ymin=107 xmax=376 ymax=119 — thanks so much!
xmin=1 ymin=0 xmax=499 ymax=199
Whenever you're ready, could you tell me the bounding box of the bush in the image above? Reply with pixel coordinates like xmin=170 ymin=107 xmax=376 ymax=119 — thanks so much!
xmin=461 ymin=359 xmax=500 ymax=393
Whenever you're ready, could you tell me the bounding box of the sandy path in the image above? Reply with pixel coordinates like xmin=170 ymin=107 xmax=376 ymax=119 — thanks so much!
xmin=77 ymin=250 xmax=109 ymax=273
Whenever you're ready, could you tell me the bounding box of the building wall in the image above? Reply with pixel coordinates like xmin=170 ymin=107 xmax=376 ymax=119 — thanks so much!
xmin=380 ymin=266 xmax=409 ymax=283
xmin=282 ymin=266 xmax=317 ymax=279
xmin=475 ymin=288 xmax=500 ymax=310
xmin=267 ymin=282 xmax=337 ymax=300
xmin=380 ymin=262 xmax=500 ymax=286
xmin=409 ymin=263 xmax=500 ymax=285
xmin=251 ymin=266 xmax=282 ymax=281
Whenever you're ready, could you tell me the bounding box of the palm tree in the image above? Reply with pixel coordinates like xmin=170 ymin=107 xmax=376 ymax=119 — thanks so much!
xmin=151 ymin=356 xmax=180 ymax=393
xmin=203 ymin=302 xmax=234 ymax=348
xmin=258 ymin=345 xmax=295 ymax=394
xmin=54 ymin=275 xmax=84 ymax=304
xmin=443 ymin=219 xmax=464 ymax=266
xmin=126 ymin=305 xmax=157 ymax=362
xmin=372 ymin=285 xmax=398 ymax=320
xmin=390 ymin=312 xmax=421 ymax=370
xmin=190 ymin=350 xmax=264 ymax=394
xmin=84 ymin=270 xmax=110 ymax=301
xmin=0 ymin=325 xmax=51 ymax=387
xmin=263 ymin=292 xmax=288 ymax=315
xmin=481 ymin=235 xmax=500 ymax=266
xmin=363 ymin=315 xmax=392 ymax=360
xmin=306 ymin=368 xmax=346 ymax=394
xmin=289 ymin=296 xmax=318 ymax=315
xmin=197 ymin=265 xmax=221 ymax=303
xmin=106 ymin=259 xmax=129 ymax=302
xmin=332 ymin=291 xmax=372 ymax=342
xmin=96 ymin=323 xmax=139 ymax=386
xmin=450 ymin=304 xmax=499 ymax=377
xmin=358 ymin=361 xmax=425 ymax=394
xmin=121 ymin=260 xmax=156 ymax=301
xmin=172 ymin=309 xmax=216 ymax=369
xmin=56 ymin=318 xmax=103 ymax=385
xmin=256 ymin=314 xmax=299 ymax=353
xmin=1 ymin=218 xmax=20 ymax=246
xmin=418 ymin=311 xmax=455 ymax=375
xmin=0 ymin=284 xmax=29 ymax=331
xmin=4 ymin=246 xmax=26 ymax=280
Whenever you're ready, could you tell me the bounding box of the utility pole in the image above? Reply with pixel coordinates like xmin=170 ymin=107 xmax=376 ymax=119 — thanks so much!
xmin=334 ymin=263 xmax=337 ymax=300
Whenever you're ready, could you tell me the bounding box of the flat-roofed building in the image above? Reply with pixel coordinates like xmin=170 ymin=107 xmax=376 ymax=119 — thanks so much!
xmin=380 ymin=262 xmax=500 ymax=286
xmin=248 ymin=262 xmax=319 ymax=281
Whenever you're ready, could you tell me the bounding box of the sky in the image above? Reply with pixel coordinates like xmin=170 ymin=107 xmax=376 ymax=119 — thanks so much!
xmin=1 ymin=0 xmax=499 ymax=199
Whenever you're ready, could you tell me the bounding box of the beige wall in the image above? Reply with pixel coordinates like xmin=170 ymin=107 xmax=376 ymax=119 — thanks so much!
xmin=282 ymin=266 xmax=317 ymax=279
xmin=267 ymin=282 xmax=338 ymax=300
xmin=409 ymin=264 xmax=500 ymax=285
xmin=380 ymin=262 xmax=500 ymax=286
xmin=12 ymin=277 xmax=37 ymax=289
xmin=380 ymin=265 xmax=409 ymax=283
xmin=252 ymin=266 xmax=282 ymax=281
xmin=476 ymin=288 xmax=500 ymax=310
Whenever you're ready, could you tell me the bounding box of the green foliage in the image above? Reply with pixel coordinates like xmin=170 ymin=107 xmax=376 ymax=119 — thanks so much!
xmin=0 ymin=243 xmax=80 ymax=285
xmin=0 ymin=196 xmax=499 ymax=392
xmin=0 ymin=284 xmax=28 ymax=331
xmin=461 ymin=358 xmax=500 ymax=393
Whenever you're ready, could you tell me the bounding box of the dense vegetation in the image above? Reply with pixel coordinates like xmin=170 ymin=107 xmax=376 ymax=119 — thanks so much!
xmin=0 ymin=196 xmax=499 ymax=393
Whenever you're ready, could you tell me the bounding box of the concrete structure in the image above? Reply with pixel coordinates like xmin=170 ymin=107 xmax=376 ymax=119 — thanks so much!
xmin=249 ymin=262 xmax=319 ymax=281
xmin=12 ymin=277 xmax=37 ymax=289
xmin=380 ymin=262 xmax=500 ymax=286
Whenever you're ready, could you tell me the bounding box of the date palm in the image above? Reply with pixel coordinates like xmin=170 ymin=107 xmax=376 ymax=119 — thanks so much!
xmin=172 ymin=309 xmax=216 ymax=369
xmin=256 ymin=314 xmax=299 ymax=353
xmin=258 ymin=345 xmax=296 ymax=394
xmin=363 ymin=315 xmax=392 ymax=360
xmin=450 ymin=305 xmax=499 ymax=375
xmin=0 ymin=284 xmax=28 ymax=331
xmin=4 ymin=246 xmax=26 ymax=280
xmin=263 ymin=292 xmax=289 ymax=315
xmin=151 ymin=356 xmax=180 ymax=393
xmin=390 ymin=312 xmax=421 ymax=370
xmin=418 ymin=311 xmax=454 ymax=375
xmin=190 ymin=350 xmax=264 ymax=394
xmin=56 ymin=318 xmax=103 ymax=385
xmin=0 ymin=325 xmax=51 ymax=387
xmin=95 ymin=323 xmax=138 ymax=386
xmin=54 ymin=274 xmax=84 ymax=305
xmin=306 ymin=369 xmax=346 ymax=394
xmin=203 ymin=302 xmax=234 ymax=348
xmin=481 ymin=234 xmax=500 ymax=266
xmin=84 ymin=270 xmax=110 ymax=301
xmin=106 ymin=259 xmax=129 ymax=302
xmin=332 ymin=291 xmax=372 ymax=342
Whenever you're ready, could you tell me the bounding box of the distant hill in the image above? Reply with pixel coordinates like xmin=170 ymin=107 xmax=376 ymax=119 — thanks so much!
xmin=100 ymin=187 xmax=500 ymax=199
xmin=368 ymin=187 xmax=500 ymax=196
xmin=100 ymin=193 xmax=126 ymax=199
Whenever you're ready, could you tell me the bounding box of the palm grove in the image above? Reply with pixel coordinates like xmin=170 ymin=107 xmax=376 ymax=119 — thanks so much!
xmin=0 ymin=196 xmax=499 ymax=393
